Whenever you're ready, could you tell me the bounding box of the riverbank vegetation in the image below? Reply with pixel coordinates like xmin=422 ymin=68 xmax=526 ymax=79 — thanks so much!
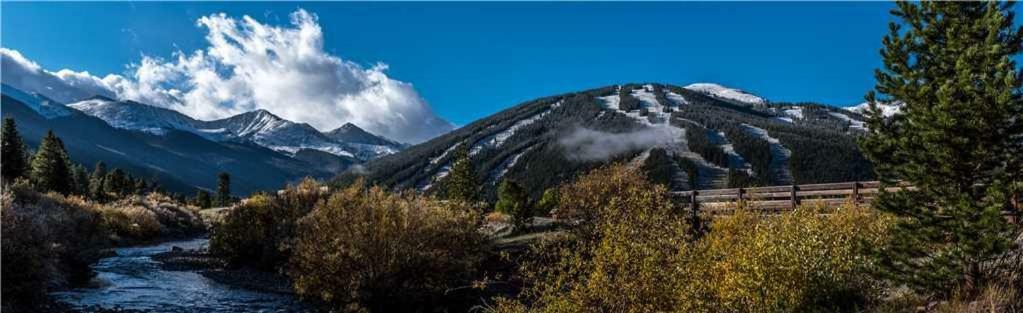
xmin=1 ymin=187 xmax=206 ymax=311
xmin=1 ymin=122 xmax=206 ymax=312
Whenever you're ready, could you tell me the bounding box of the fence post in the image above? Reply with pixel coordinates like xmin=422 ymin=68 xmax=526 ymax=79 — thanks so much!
xmin=790 ymin=184 xmax=799 ymax=209
xmin=690 ymin=191 xmax=699 ymax=215
xmin=690 ymin=190 xmax=701 ymax=233
xmin=852 ymin=181 xmax=861 ymax=207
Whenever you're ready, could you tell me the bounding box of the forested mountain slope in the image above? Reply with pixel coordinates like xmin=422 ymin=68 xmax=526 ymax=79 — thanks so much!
xmin=340 ymin=83 xmax=874 ymax=200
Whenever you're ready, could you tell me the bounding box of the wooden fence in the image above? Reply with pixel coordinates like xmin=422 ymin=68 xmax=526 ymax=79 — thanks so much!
xmin=672 ymin=181 xmax=910 ymax=214
xmin=671 ymin=181 xmax=1018 ymax=223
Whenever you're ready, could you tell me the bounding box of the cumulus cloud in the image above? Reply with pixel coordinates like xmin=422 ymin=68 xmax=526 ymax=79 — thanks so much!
xmin=0 ymin=9 xmax=453 ymax=143
xmin=558 ymin=125 xmax=683 ymax=161
xmin=0 ymin=48 xmax=115 ymax=103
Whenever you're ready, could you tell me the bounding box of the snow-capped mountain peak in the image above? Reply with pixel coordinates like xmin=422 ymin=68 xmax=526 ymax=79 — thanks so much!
xmin=63 ymin=93 xmax=403 ymax=160
xmin=684 ymin=83 xmax=766 ymax=105
xmin=68 ymin=97 xmax=203 ymax=136
xmin=326 ymin=122 xmax=402 ymax=146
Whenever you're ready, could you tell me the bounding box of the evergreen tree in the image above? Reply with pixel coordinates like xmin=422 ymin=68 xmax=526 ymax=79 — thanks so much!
xmin=862 ymin=2 xmax=1023 ymax=295
xmin=70 ymin=164 xmax=90 ymax=196
xmin=495 ymin=179 xmax=530 ymax=228
xmin=443 ymin=144 xmax=480 ymax=203
xmin=29 ymin=130 xmax=72 ymax=194
xmin=216 ymin=172 xmax=231 ymax=206
xmin=195 ymin=189 xmax=212 ymax=209
xmin=90 ymin=162 xmax=108 ymax=201
xmin=105 ymin=168 xmax=127 ymax=197
xmin=1 ymin=117 xmax=28 ymax=182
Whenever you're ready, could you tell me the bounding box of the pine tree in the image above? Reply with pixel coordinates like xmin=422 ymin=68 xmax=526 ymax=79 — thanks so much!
xmin=105 ymin=168 xmax=127 ymax=197
xmin=1 ymin=117 xmax=28 ymax=182
xmin=29 ymin=130 xmax=72 ymax=194
xmin=443 ymin=144 xmax=480 ymax=203
xmin=862 ymin=2 xmax=1023 ymax=295
xmin=216 ymin=172 xmax=231 ymax=206
xmin=195 ymin=189 xmax=212 ymax=209
xmin=495 ymin=179 xmax=530 ymax=228
xmin=70 ymin=164 xmax=90 ymax=196
xmin=90 ymin=162 xmax=108 ymax=201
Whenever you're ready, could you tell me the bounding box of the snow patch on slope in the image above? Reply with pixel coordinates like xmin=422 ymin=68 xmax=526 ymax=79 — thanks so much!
xmin=470 ymin=101 xmax=559 ymax=156
xmin=709 ymin=131 xmax=753 ymax=175
xmin=665 ymin=90 xmax=688 ymax=106
xmin=740 ymin=124 xmax=793 ymax=184
xmin=2 ymin=84 xmax=73 ymax=118
xmin=491 ymin=146 xmax=535 ymax=184
xmin=828 ymin=112 xmax=867 ymax=130
xmin=431 ymin=142 xmax=462 ymax=165
xmin=846 ymin=101 xmax=903 ymax=117
xmin=684 ymin=83 xmax=765 ymax=105
xmin=784 ymin=107 xmax=803 ymax=119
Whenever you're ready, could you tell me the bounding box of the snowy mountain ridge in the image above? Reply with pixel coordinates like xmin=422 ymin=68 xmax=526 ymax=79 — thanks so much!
xmin=65 ymin=96 xmax=401 ymax=160
xmin=684 ymin=83 xmax=766 ymax=105
xmin=1 ymin=83 xmax=73 ymax=119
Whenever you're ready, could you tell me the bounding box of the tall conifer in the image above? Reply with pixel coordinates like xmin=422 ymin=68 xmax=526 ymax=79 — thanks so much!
xmin=29 ymin=130 xmax=72 ymax=194
xmin=862 ymin=1 xmax=1023 ymax=294
xmin=216 ymin=172 xmax=231 ymax=206
xmin=1 ymin=117 xmax=27 ymax=182
xmin=444 ymin=144 xmax=480 ymax=203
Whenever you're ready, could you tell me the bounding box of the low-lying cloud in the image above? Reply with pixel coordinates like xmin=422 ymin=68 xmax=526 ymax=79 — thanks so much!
xmin=0 ymin=9 xmax=453 ymax=143
xmin=558 ymin=125 xmax=683 ymax=161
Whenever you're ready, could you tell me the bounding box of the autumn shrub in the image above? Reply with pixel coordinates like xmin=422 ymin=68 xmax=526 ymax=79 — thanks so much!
xmin=494 ymin=164 xmax=893 ymax=313
xmin=500 ymin=164 xmax=694 ymax=313
xmin=288 ymin=181 xmax=486 ymax=312
xmin=98 ymin=204 xmax=162 ymax=240
xmin=97 ymin=193 xmax=203 ymax=243
xmin=210 ymin=178 xmax=327 ymax=270
xmin=1 ymin=189 xmax=108 ymax=311
xmin=694 ymin=205 xmax=892 ymax=312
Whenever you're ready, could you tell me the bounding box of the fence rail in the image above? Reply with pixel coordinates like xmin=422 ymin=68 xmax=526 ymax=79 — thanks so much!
xmin=671 ymin=181 xmax=914 ymax=213
xmin=671 ymin=181 xmax=1020 ymax=223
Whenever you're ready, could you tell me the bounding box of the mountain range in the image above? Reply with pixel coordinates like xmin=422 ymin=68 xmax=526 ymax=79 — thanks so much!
xmin=340 ymin=83 xmax=881 ymax=200
xmin=2 ymin=79 xmax=892 ymax=198
xmin=1 ymin=83 xmax=402 ymax=195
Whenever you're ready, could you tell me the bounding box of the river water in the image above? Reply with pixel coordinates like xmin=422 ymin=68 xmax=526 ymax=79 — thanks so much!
xmin=51 ymin=238 xmax=307 ymax=312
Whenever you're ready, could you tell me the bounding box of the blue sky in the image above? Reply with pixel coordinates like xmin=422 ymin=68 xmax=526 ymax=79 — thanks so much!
xmin=2 ymin=2 xmax=893 ymax=126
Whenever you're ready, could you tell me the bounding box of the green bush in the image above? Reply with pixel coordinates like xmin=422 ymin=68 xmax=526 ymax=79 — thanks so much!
xmin=289 ymin=182 xmax=486 ymax=311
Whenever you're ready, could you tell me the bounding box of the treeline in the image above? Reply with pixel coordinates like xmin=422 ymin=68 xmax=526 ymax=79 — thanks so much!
xmin=2 ymin=118 xmax=161 ymax=201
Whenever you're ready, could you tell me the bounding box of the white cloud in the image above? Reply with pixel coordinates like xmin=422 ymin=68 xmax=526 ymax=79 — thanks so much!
xmin=1 ymin=48 xmax=116 ymax=103
xmin=0 ymin=9 xmax=453 ymax=143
